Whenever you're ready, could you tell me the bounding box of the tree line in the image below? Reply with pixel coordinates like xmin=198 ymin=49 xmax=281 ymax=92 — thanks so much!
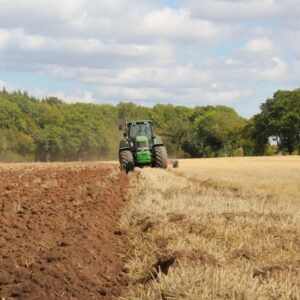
xmin=0 ymin=89 xmax=299 ymax=162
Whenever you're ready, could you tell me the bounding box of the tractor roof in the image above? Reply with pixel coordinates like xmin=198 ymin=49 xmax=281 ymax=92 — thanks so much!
xmin=128 ymin=120 xmax=152 ymax=125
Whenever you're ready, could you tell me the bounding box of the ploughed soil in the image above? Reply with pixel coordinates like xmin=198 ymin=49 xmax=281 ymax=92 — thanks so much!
xmin=0 ymin=162 xmax=128 ymax=300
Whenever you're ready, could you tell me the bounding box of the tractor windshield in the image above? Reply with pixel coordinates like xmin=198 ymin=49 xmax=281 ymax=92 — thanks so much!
xmin=129 ymin=123 xmax=153 ymax=141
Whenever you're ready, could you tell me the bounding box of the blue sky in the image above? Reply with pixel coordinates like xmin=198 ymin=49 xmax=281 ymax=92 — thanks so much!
xmin=163 ymin=0 xmax=178 ymax=8
xmin=0 ymin=0 xmax=299 ymax=117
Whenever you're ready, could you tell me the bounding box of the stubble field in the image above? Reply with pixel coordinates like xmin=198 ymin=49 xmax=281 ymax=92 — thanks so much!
xmin=121 ymin=156 xmax=300 ymax=299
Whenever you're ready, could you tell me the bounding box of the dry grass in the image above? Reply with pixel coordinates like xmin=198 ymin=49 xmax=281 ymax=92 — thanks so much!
xmin=120 ymin=156 xmax=300 ymax=299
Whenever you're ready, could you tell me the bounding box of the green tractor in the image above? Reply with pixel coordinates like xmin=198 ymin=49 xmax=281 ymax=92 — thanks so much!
xmin=119 ymin=120 xmax=168 ymax=173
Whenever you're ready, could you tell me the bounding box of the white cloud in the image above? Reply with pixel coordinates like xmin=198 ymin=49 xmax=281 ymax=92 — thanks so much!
xmin=24 ymin=88 xmax=96 ymax=104
xmin=225 ymin=58 xmax=242 ymax=66
xmin=196 ymin=88 xmax=253 ymax=104
xmin=41 ymin=64 xmax=211 ymax=88
xmin=188 ymin=0 xmax=281 ymax=20
xmin=91 ymin=84 xmax=252 ymax=106
xmin=285 ymin=30 xmax=300 ymax=58
xmin=244 ymin=38 xmax=275 ymax=54
xmin=49 ymin=90 xmax=96 ymax=103
xmin=0 ymin=29 xmax=10 ymax=49
xmin=251 ymin=57 xmax=288 ymax=81
xmin=0 ymin=0 xmax=86 ymax=26
xmin=142 ymin=7 xmax=226 ymax=40
xmin=95 ymin=86 xmax=171 ymax=102
xmin=0 ymin=27 xmax=166 ymax=54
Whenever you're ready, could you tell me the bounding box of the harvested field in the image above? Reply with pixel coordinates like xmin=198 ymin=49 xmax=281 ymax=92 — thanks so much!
xmin=120 ymin=156 xmax=300 ymax=299
xmin=0 ymin=163 xmax=128 ymax=300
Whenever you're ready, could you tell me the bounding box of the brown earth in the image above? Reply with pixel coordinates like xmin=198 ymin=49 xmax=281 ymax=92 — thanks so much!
xmin=0 ymin=162 xmax=128 ymax=300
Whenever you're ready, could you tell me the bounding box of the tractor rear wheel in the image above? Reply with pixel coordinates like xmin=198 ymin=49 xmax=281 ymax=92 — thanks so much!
xmin=153 ymin=146 xmax=168 ymax=169
xmin=119 ymin=150 xmax=134 ymax=173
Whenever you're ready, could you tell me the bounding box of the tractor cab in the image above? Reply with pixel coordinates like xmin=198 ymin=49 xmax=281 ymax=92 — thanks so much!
xmin=128 ymin=121 xmax=153 ymax=144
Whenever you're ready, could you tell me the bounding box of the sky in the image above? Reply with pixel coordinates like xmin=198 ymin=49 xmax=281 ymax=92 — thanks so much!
xmin=0 ymin=0 xmax=299 ymax=117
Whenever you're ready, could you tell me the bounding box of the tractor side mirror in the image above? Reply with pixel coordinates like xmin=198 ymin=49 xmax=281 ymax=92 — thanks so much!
xmin=119 ymin=124 xmax=123 ymax=131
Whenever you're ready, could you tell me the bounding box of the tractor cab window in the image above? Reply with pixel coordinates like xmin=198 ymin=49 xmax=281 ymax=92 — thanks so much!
xmin=129 ymin=123 xmax=153 ymax=141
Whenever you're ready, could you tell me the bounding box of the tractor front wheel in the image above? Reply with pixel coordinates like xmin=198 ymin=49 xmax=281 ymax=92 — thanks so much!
xmin=153 ymin=146 xmax=168 ymax=169
xmin=119 ymin=150 xmax=134 ymax=173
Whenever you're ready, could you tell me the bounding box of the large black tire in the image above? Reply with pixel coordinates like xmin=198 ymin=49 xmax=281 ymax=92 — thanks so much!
xmin=119 ymin=150 xmax=134 ymax=173
xmin=153 ymin=146 xmax=168 ymax=169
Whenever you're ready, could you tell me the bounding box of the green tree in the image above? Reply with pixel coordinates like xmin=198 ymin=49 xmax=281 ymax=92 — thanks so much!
xmin=34 ymin=125 xmax=63 ymax=161
xmin=152 ymin=104 xmax=192 ymax=157
xmin=186 ymin=106 xmax=246 ymax=157
xmin=253 ymin=90 xmax=300 ymax=154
